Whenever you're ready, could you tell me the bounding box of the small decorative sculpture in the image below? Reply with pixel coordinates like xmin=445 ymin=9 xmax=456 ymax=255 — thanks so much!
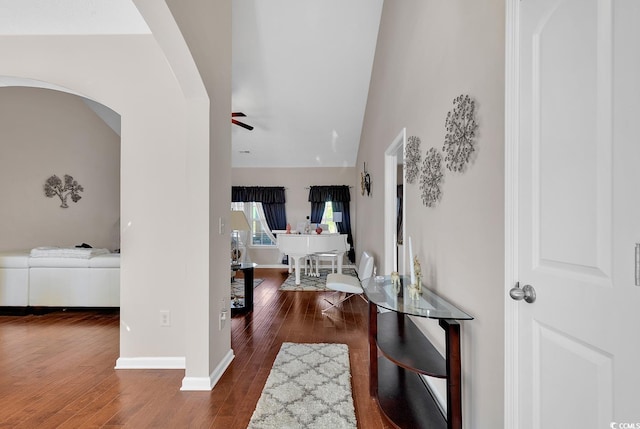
xmin=315 ymin=226 xmax=322 ymax=234
xmin=286 ymin=223 xmax=292 ymax=234
xmin=43 ymin=174 xmax=84 ymax=208
xmin=408 ymin=284 xmax=421 ymax=300
xmin=413 ymin=256 xmax=423 ymax=294
xmin=390 ymin=271 xmax=401 ymax=295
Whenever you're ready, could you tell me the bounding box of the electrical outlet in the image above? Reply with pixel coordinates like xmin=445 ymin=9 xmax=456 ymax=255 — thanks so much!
xmin=160 ymin=310 xmax=171 ymax=327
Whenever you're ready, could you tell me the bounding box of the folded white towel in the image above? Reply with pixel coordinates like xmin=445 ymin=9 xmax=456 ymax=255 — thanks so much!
xmin=30 ymin=247 xmax=110 ymax=259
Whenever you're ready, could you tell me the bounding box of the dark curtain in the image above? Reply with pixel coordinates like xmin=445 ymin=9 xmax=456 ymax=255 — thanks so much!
xmin=262 ymin=203 xmax=287 ymax=231
xmin=232 ymin=186 xmax=287 ymax=231
xmin=308 ymin=185 xmax=350 ymax=202
xmin=331 ymin=201 xmax=355 ymax=263
xmin=232 ymin=186 xmax=285 ymax=204
xmin=310 ymin=202 xmax=325 ymax=224
xmin=308 ymin=185 xmax=355 ymax=263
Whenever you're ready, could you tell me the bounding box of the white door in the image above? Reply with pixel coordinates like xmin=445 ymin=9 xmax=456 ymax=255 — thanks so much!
xmin=511 ymin=0 xmax=640 ymax=427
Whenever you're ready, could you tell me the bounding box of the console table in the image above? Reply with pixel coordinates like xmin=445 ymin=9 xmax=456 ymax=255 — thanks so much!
xmin=231 ymin=262 xmax=257 ymax=315
xmin=362 ymin=276 xmax=473 ymax=429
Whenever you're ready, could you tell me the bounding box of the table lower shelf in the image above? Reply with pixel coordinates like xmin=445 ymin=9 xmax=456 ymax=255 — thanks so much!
xmin=377 ymin=312 xmax=447 ymax=377
xmin=376 ymin=357 xmax=446 ymax=429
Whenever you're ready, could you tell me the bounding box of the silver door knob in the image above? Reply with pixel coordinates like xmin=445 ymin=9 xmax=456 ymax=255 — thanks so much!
xmin=509 ymin=282 xmax=536 ymax=303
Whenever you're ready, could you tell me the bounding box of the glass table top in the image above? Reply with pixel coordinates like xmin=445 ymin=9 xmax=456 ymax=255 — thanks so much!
xmin=231 ymin=262 xmax=257 ymax=271
xmin=362 ymin=275 xmax=473 ymax=320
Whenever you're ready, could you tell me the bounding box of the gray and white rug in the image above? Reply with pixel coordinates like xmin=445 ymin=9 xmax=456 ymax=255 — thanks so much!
xmin=280 ymin=268 xmax=357 ymax=291
xmin=248 ymin=342 xmax=356 ymax=429
xmin=231 ymin=278 xmax=263 ymax=299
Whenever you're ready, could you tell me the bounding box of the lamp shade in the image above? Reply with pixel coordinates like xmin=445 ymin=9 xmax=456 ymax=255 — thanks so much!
xmin=230 ymin=210 xmax=250 ymax=231
xmin=333 ymin=212 xmax=343 ymax=223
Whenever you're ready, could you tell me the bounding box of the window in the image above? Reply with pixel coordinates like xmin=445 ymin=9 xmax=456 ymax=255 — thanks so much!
xmin=231 ymin=202 xmax=276 ymax=246
xmin=320 ymin=202 xmax=339 ymax=233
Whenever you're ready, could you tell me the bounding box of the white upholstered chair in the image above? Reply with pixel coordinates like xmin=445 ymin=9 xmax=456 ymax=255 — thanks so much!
xmin=322 ymin=251 xmax=374 ymax=314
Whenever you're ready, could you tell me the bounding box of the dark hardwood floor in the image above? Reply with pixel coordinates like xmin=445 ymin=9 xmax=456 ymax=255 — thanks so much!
xmin=0 ymin=268 xmax=391 ymax=428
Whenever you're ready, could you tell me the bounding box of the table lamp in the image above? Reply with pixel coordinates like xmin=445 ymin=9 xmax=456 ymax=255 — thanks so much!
xmin=231 ymin=210 xmax=250 ymax=267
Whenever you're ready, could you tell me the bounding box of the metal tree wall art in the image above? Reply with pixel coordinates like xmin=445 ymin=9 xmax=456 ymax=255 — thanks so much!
xmin=44 ymin=174 xmax=84 ymax=208
xmin=404 ymin=135 xmax=422 ymax=184
xmin=361 ymin=162 xmax=371 ymax=196
xmin=420 ymin=148 xmax=444 ymax=207
xmin=442 ymin=94 xmax=478 ymax=172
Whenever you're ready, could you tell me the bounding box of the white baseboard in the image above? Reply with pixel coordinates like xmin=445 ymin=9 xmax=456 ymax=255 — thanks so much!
xmin=115 ymin=356 xmax=186 ymax=369
xmin=114 ymin=350 xmax=235 ymax=392
xmin=180 ymin=349 xmax=235 ymax=391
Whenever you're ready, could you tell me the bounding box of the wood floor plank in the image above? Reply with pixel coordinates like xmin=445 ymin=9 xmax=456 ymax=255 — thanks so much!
xmin=0 ymin=268 xmax=392 ymax=428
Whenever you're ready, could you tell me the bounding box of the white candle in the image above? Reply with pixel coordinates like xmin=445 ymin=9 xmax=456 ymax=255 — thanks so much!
xmin=393 ymin=233 xmax=398 ymax=272
xmin=409 ymin=236 xmax=416 ymax=285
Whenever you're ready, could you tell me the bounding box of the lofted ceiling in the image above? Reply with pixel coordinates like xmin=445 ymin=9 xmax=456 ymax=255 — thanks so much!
xmin=0 ymin=0 xmax=384 ymax=168
xmin=231 ymin=0 xmax=384 ymax=168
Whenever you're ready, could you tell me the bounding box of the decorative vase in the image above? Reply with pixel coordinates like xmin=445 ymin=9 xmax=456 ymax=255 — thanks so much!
xmin=315 ymin=226 xmax=322 ymax=234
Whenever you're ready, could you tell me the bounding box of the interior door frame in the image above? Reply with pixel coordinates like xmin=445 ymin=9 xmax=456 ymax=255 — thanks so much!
xmin=504 ymin=0 xmax=520 ymax=427
xmin=384 ymin=128 xmax=406 ymax=274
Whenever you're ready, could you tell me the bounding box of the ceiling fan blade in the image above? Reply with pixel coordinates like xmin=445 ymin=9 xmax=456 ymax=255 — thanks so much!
xmin=231 ymin=112 xmax=247 ymax=117
xmin=232 ymin=119 xmax=254 ymax=131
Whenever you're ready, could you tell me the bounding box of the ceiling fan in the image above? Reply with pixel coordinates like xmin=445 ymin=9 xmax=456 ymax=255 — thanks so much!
xmin=231 ymin=112 xmax=254 ymax=131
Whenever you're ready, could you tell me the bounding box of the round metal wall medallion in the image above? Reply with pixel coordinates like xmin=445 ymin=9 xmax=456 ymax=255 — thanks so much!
xmin=420 ymin=147 xmax=443 ymax=207
xmin=442 ymin=94 xmax=478 ymax=172
xmin=404 ymin=135 xmax=421 ymax=185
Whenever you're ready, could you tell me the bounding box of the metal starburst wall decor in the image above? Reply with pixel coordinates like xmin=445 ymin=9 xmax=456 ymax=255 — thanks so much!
xmin=442 ymin=94 xmax=478 ymax=172
xmin=420 ymin=147 xmax=444 ymax=207
xmin=404 ymin=135 xmax=421 ymax=184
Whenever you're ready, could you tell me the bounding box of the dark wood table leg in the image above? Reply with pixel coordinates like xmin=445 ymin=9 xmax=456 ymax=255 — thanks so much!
xmin=369 ymin=300 xmax=378 ymax=397
xmin=243 ymin=266 xmax=254 ymax=313
xmin=440 ymin=319 xmax=461 ymax=429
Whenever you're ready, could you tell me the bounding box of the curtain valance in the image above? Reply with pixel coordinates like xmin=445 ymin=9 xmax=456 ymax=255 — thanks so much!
xmin=232 ymin=186 xmax=286 ymax=203
xmin=308 ymin=185 xmax=350 ymax=203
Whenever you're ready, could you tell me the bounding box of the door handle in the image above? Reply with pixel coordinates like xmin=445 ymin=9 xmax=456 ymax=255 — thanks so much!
xmin=509 ymin=282 xmax=536 ymax=303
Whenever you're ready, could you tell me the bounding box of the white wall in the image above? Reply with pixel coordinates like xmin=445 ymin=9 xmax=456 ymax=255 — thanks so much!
xmin=162 ymin=0 xmax=233 ymax=386
xmin=357 ymin=0 xmax=505 ymax=426
xmin=232 ymin=167 xmax=356 ymax=265
xmin=0 ymin=87 xmax=120 ymax=252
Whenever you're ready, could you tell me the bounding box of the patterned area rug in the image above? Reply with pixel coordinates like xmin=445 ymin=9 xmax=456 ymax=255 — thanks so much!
xmin=248 ymin=342 xmax=356 ymax=429
xmin=280 ymin=268 xmax=357 ymax=291
xmin=231 ymin=278 xmax=263 ymax=299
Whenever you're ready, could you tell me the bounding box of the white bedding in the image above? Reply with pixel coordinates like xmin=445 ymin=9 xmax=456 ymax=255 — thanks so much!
xmin=30 ymin=246 xmax=110 ymax=259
